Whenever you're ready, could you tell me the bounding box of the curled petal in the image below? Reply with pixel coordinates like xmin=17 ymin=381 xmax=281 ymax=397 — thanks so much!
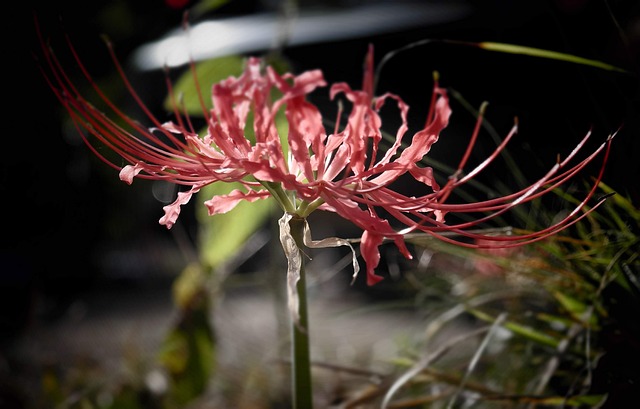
xmin=408 ymin=165 xmax=440 ymax=190
xmin=160 ymin=186 xmax=200 ymax=229
xmin=323 ymin=193 xmax=412 ymax=285
xmin=119 ymin=162 xmax=145 ymax=184
xmin=204 ymin=189 xmax=271 ymax=215
xmin=360 ymin=231 xmax=384 ymax=285
xmin=301 ymin=219 xmax=360 ymax=284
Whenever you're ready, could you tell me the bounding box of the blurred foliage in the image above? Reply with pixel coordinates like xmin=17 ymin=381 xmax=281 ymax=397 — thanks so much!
xmin=37 ymin=172 xmax=639 ymax=408
xmin=163 ymin=56 xmax=246 ymax=113
xmin=357 ymin=182 xmax=640 ymax=408
xmin=159 ymin=263 xmax=215 ymax=407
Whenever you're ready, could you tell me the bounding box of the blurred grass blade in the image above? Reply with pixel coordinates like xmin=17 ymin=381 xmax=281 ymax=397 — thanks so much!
xmin=470 ymin=308 xmax=560 ymax=348
xmin=382 ymin=326 xmax=492 ymax=409
xmin=485 ymin=393 xmax=608 ymax=406
xmin=445 ymin=313 xmax=507 ymax=409
xmin=598 ymin=181 xmax=640 ymax=222
xmin=478 ymin=42 xmax=628 ymax=73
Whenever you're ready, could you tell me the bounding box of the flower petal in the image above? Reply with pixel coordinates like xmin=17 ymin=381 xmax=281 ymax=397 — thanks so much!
xmin=360 ymin=230 xmax=384 ymax=285
xmin=204 ymin=188 xmax=271 ymax=215
xmin=160 ymin=186 xmax=200 ymax=229
xmin=119 ymin=162 xmax=145 ymax=184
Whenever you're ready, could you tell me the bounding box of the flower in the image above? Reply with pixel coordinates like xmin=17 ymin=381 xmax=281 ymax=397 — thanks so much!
xmin=39 ymin=31 xmax=613 ymax=286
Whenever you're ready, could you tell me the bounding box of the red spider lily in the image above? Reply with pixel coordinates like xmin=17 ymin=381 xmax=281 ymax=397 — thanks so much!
xmin=39 ymin=28 xmax=614 ymax=286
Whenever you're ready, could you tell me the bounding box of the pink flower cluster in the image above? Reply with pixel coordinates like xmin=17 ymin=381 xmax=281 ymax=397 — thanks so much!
xmin=40 ymin=35 xmax=612 ymax=285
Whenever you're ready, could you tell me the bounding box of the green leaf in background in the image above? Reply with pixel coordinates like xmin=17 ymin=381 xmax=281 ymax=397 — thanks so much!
xmin=158 ymin=287 xmax=215 ymax=407
xmin=553 ymin=290 xmax=599 ymax=328
xmin=599 ymin=181 xmax=640 ymax=223
xmin=165 ymin=54 xmax=292 ymax=118
xmin=165 ymin=56 xmax=246 ymax=115
xmin=173 ymin=262 xmax=210 ymax=311
xmin=197 ymin=182 xmax=274 ymax=270
xmin=193 ymin=106 xmax=287 ymax=271
xmin=157 ymin=52 xmax=293 ymax=406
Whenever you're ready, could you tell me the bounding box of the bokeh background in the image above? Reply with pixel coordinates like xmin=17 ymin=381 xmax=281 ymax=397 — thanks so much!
xmin=5 ymin=0 xmax=640 ymax=408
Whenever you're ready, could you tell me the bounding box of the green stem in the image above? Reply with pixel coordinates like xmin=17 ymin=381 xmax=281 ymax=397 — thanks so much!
xmin=298 ymin=197 xmax=325 ymax=218
xmin=260 ymin=181 xmax=296 ymax=213
xmin=288 ymin=216 xmax=313 ymax=409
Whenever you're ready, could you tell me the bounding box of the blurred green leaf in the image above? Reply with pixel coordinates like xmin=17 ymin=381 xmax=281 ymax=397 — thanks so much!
xmin=173 ymin=262 xmax=209 ymax=310
xmin=165 ymin=56 xmax=246 ymax=115
xmin=156 ymin=53 xmax=296 ymax=406
xmin=165 ymin=54 xmax=292 ymax=117
xmin=536 ymin=311 xmax=574 ymax=329
xmin=197 ymin=183 xmax=274 ymax=270
xmin=165 ymin=53 xmax=291 ymax=273
xmin=470 ymin=308 xmax=560 ymax=348
xmin=553 ymin=291 xmax=598 ymax=327
xmin=195 ymin=84 xmax=290 ymax=269
xmin=158 ymin=293 xmax=215 ymax=406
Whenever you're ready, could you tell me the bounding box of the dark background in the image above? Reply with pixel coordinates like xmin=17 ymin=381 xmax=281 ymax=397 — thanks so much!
xmin=4 ymin=0 xmax=640 ymax=405
xmin=11 ymin=0 xmax=640 ymax=334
